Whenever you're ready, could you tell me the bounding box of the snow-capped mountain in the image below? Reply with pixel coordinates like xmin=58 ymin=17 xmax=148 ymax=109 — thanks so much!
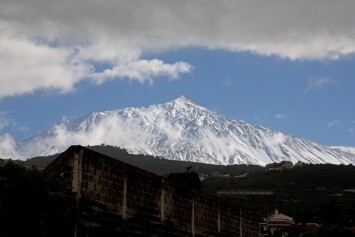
xmin=17 ymin=96 xmax=355 ymax=165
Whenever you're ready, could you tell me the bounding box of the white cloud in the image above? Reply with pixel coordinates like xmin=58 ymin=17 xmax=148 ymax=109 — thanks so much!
xmin=327 ymin=120 xmax=355 ymax=137
xmin=222 ymin=79 xmax=233 ymax=87
xmin=327 ymin=120 xmax=342 ymax=128
xmin=275 ymin=113 xmax=287 ymax=120
xmin=18 ymin=111 xmax=193 ymax=159
xmin=349 ymin=120 xmax=355 ymax=136
xmin=0 ymin=133 xmax=19 ymax=159
xmin=269 ymin=132 xmax=286 ymax=146
xmin=306 ymin=78 xmax=337 ymax=92
xmin=0 ymin=33 xmax=192 ymax=98
xmin=1 ymin=0 xmax=355 ymax=97
xmin=0 ymin=112 xmax=14 ymax=131
xmin=0 ymin=35 xmax=92 ymax=97
xmin=20 ymin=114 xmax=160 ymax=158
xmin=92 ymin=59 xmax=192 ymax=85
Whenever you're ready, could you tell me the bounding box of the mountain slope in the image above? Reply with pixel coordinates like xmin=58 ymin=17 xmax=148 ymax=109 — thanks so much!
xmin=17 ymin=96 xmax=355 ymax=165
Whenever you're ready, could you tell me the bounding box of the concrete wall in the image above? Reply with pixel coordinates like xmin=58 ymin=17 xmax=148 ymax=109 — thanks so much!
xmin=45 ymin=146 xmax=259 ymax=237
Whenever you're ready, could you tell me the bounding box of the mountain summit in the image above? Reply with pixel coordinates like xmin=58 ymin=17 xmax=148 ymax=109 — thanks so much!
xmin=17 ymin=96 xmax=355 ymax=165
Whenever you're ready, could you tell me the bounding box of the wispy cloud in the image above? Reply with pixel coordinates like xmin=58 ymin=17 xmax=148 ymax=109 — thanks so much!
xmin=305 ymin=78 xmax=337 ymax=92
xmin=275 ymin=113 xmax=287 ymax=121
xmin=327 ymin=120 xmax=355 ymax=137
xmin=253 ymin=116 xmax=263 ymax=124
xmin=2 ymin=0 xmax=355 ymax=98
xmin=222 ymin=79 xmax=233 ymax=87
xmin=0 ymin=112 xmax=15 ymax=131
xmin=350 ymin=120 xmax=355 ymax=136
xmin=0 ymin=112 xmax=29 ymax=142
xmin=91 ymin=59 xmax=192 ymax=85
xmin=327 ymin=120 xmax=342 ymax=128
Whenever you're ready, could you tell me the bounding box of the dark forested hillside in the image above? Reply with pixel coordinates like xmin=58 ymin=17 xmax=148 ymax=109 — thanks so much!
xmin=202 ymin=163 xmax=355 ymax=228
xmin=24 ymin=145 xmax=263 ymax=176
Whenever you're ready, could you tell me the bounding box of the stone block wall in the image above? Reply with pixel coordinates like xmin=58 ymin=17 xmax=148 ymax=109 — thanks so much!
xmin=45 ymin=146 xmax=259 ymax=237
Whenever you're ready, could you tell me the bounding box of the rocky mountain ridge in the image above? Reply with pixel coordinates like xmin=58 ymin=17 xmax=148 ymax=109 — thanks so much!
xmin=17 ymin=96 xmax=355 ymax=165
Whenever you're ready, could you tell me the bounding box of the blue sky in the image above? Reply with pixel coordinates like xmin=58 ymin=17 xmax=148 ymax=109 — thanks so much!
xmin=1 ymin=0 xmax=355 ymax=157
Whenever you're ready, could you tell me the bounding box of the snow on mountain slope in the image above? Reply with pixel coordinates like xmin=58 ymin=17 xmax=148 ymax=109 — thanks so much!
xmin=17 ymin=96 xmax=355 ymax=165
xmin=330 ymin=146 xmax=355 ymax=155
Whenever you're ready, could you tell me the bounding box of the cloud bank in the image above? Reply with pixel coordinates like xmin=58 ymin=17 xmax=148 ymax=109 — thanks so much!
xmin=1 ymin=0 xmax=355 ymax=98
xmin=17 ymin=113 xmax=185 ymax=159
xmin=0 ymin=34 xmax=191 ymax=98
xmin=0 ymin=134 xmax=19 ymax=159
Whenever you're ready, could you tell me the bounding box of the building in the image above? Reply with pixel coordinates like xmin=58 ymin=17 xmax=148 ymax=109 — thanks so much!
xmin=265 ymin=161 xmax=294 ymax=171
xmin=260 ymin=209 xmax=295 ymax=237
